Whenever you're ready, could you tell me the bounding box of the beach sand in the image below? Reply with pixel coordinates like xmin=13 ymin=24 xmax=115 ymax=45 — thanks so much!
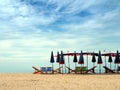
xmin=0 ymin=73 xmax=120 ymax=90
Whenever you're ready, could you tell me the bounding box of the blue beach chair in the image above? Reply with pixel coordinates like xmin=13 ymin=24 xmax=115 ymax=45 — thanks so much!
xmin=41 ymin=67 xmax=47 ymax=74
xmin=117 ymin=66 xmax=120 ymax=73
xmin=47 ymin=67 xmax=53 ymax=73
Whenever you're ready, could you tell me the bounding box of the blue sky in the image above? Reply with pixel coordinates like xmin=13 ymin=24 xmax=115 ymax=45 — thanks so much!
xmin=0 ymin=0 xmax=120 ymax=72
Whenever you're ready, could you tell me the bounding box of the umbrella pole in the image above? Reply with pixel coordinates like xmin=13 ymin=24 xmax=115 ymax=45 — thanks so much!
xmin=99 ymin=64 xmax=101 ymax=74
xmin=114 ymin=64 xmax=116 ymax=71
xmin=110 ymin=62 xmax=111 ymax=69
xmin=67 ymin=52 xmax=70 ymax=73
xmin=64 ymin=63 xmax=66 ymax=74
xmin=62 ymin=64 xmax=63 ymax=75
xmin=68 ymin=55 xmax=70 ymax=73
xmin=52 ymin=63 xmax=54 ymax=74
xmin=59 ymin=63 xmax=60 ymax=74
xmin=105 ymin=56 xmax=107 ymax=67
xmin=81 ymin=63 xmax=83 ymax=75
xmin=75 ymin=63 xmax=76 ymax=69
xmin=87 ymin=54 xmax=88 ymax=70
xmin=64 ymin=55 xmax=66 ymax=74
xmin=117 ymin=64 xmax=119 ymax=72
xmin=110 ymin=63 xmax=111 ymax=70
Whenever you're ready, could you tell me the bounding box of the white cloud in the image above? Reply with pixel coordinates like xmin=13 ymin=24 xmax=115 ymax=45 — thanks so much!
xmin=0 ymin=40 xmax=14 ymax=50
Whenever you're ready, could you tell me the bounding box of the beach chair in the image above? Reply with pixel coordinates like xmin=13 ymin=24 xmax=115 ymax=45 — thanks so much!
xmin=103 ymin=66 xmax=115 ymax=73
xmin=32 ymin=66 xmax=63 ymax=74
xmin=84 ymin=66 xmax=97 ymax=74
xmin=41 ymin=67 xmax=55 ymax=74
xmin=54 ymin=66 xmax=63 ymax=74
xmin=65 ymin=66 xmax=76 ymax=74
xmin=65 ymin=66 xmax=96 ymax=74
xmin=32 ymin=66 xmax=52 ymax=74
xmin=32 ymin=66 xmax=43 ymax=74
xmin=41 ymin=67 xmax=48 ymax=74
xmin=76 ymin=66 xmax=87 ymax=74
xmin=117 ymin=66 xmax=120 ymax=74
xmin=47 ymin=67 xmax=53 ymax=73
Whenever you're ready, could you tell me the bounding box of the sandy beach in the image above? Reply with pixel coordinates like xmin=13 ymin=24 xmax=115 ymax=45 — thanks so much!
xmin=0 ymin=73 xmax=120 ymax=90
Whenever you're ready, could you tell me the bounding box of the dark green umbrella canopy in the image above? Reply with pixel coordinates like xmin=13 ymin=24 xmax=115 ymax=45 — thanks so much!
xmin=56 ymin=52 xmax=60 ymax=63
xmin=114 ymin=50 xmax=120 ymax=64
xmin=78 ymin=51 xmax=84 ymax=64
xmin=108 ymin=54 xmax=112 ymax=69
xmin=73 ymin=52 xmax=77 ymax=63
xmin=108 ymin=55 xmax=112 ymax=62
xmin=92 ymin=52 xmax=96 ymax=63
xmin=50 ymin=51 xmax=55 ymax=63
xmin=97 ymin=51 xmax=102 ymax=64
xmin=59 ymin=51 xmax=65 ymax=64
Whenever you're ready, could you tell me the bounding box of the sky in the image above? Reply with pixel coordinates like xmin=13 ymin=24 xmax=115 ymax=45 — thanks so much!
xmin=0 ymin=0 xmax=120 ymax=72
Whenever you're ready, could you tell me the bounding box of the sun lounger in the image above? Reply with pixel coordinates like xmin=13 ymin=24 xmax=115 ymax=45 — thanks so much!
xmin=47 ymin=67 xmax=53 ymax=73
xmin=103 ymin=66 xmax=115 ymax=73
xmin=116 ymin=66 xmax=120 ymax=74
xmin=32 ymin=66 xmax=63 ymax=74
xmin=54 ymin=66 xmax=63 ymax=74
xmin=65 ymin=66 xmax=96 ymax=74
xmin=41 ymin=67 xmax=47 ymax=74
xmin=75 ymin=66 xmax=87 ymax=74
xmin=32 ymin=66 xmax=53 ymax=74
xmin=65 ymin=66 xmax=76 ymax=74
xmin=84 ymin=66 xmax=96 ymax=74
xmin=32 ymin=66 xmax=43 ymax=74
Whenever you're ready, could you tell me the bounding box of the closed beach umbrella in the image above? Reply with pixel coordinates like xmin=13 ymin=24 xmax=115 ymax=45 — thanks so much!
xmin=108 ymin=55 xmax=112 ymax=69
xmin=78 ymin=51 xmax=84 ymax=65
xmin=73 ymin=51 xmax=78 ymax=69
xmin=92 ymin=52 xmax=96 ymax=67
xmin=50 ymin=51 xmax=55 ymax=73
xmin=114 ymin=50 xmax=119 ymax=64
xmin=56 ymin=52 xmax=60 ymax=63
xmin=59 ymin=51 xmax=64 ymax=64
xmin=114 ymin=50 xmax=120 ymax=70
xmin=97 ymin=51 xmax=102 ymax=74
xmin=59 ymin=51 xmax=65 ymax=74
xmin=98 ymin=51 xmax=102 ymax=64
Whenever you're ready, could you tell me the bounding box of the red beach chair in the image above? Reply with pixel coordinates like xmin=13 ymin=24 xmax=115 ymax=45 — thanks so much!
xmin=65 ymin=66 xmax=76 ymax=74
xmin=32 ymin=66 xmax=43 ymax=74
xmin=84 ymin=66 xmax=97 ymax=74
xmin=103 ymin=66 xmax=115 ymax=73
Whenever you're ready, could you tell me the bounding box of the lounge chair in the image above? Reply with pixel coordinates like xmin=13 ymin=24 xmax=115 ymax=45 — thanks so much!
xmin=32 ymin=66 xmax=62 ymax=74
xmin=103 ymin=66 xmax=115 ymax=73
xmin=65 ymin=66 xmax=76 ymax=74
xmin=53 ymin=66 xmax=63 ymax=74
xmin=75 ymin=66 xmax=87 ymax=74
xmin=32 ymin=66 xmax=43 ymax=74
xmin=65 ymin=66 xmax=96 ymax=74
xmin=41 ymin=67 xmax=47 ymax=73
xmin=47 ymin=67 xmax=53 ymax=73
xmin=84 ymin=66 xmax=97 ymax=74
xmin=32 ymin=66 xmax=53 ymax=74
xmin=117 ymin=66 xmax=120 ymax=72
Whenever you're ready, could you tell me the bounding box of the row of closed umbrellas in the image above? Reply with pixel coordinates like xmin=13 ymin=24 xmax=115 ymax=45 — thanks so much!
xmin=50 ymin=50 xmax=120 ymax=73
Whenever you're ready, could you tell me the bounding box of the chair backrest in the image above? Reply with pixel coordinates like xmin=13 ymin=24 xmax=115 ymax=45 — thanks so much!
xmin=41 ymin=67 xmax=47 ymax=73
xmin=82 ymin=67 xmax=87 ymax=71
xmin=76 ymin=67 xmax=81 ymax=72
xmin=76 ymin=66 xmax=87 ymax=72
xmin=117 ymin=66 xmax=120 ymax=71
xmin=47 ymin=67 xmax=52 ymax=72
